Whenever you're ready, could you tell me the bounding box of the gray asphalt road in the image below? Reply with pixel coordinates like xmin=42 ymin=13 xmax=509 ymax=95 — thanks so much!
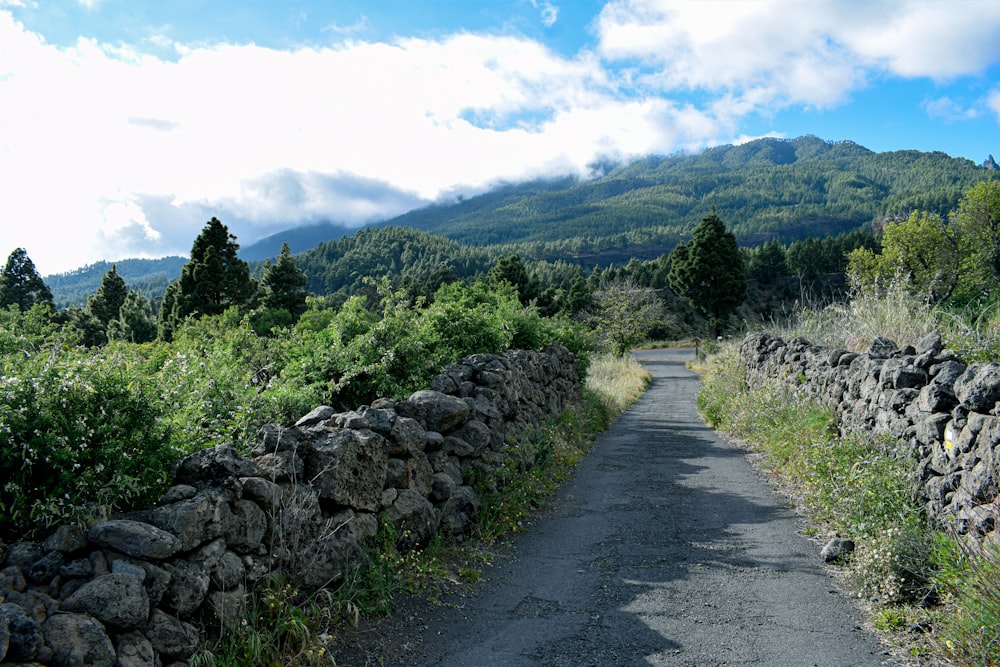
xmin=333 ymin=348 xmax=894 ymax=667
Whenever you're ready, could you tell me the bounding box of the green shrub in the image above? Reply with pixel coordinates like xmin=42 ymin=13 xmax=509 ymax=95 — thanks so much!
xmin=933 ymin=534 xmax=1000 ymax=666
xmin=0 ymin=348 xmax=174 ymax=540
xmin=190 ymin=579 xmax=340 ymax=667
xmin=155 ymin=309 xmax=307 ymax=453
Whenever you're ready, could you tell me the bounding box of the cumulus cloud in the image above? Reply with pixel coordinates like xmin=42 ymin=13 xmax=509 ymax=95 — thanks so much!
xmin=595 ymin=0 xmax=1000 ymax=111
xmin=989 ymin=89 xmax=1000 ymax=123
xmin=0 ymin=11 xmax=666 ymax=271
xmin=923 ymin=97 xmax=981 ymax=123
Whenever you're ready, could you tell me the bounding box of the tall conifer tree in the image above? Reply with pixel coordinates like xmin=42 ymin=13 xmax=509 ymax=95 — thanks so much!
xmin=668 ymin=209 xmax=746 ymax=336
xmin=0 ymin=248 xmax=54 ymax=311
xmin=87 ymin=264 xmax=128 ymax=328
xmin=261 ymin=242 xmax=308 ymax=318
xmin=158 ymin=218 xmax=257 ymax=339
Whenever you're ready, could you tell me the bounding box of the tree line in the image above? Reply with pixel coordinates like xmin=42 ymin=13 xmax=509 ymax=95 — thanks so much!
xmin=4 ymin=212 xmax=898 ymax=352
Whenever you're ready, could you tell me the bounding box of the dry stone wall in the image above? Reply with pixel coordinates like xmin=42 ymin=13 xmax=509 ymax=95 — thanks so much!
xmin=0 ymin=343 xmax=579 ymax=666
xmin=740 ymin=331 xmax=1000 ymax=544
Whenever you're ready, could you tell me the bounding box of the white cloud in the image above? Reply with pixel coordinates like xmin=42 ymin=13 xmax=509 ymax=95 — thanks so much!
xmin=989 ymin=89 xmax=1000 ymax=123
xmin=0 ymin=11 xmax=675 ymax=273
xmin=923 ymin=97 xmax=980 ymax=123
xmin=841 ymin=2 xmax=1000 ymax=79
xmin=595 ymin=0 xmax=1000 ymax=112
xmin=532 ymin=1 xmax=559 ymax=28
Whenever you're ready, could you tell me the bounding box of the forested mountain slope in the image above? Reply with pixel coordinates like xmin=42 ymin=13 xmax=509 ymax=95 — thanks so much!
xmin=294 ymin=226 xmax=494 ymax=301
xmin=45 ymin=257 xmax=186 ymax=309
xmin=44 ymin=136 xmax=997 ymax=307
xmin=378 ymin=136 xmax=997 ymax=260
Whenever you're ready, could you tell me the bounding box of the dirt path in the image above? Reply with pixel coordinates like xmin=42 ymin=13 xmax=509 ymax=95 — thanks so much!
xmin=331 ymin=348 xmax=895 ymax=666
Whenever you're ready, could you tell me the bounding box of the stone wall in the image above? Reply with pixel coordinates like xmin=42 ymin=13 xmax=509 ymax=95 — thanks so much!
xmin=740 ymin=331 xmax=1000 ymax=544
xmin=0 ymin=343 xmax=580 ymax=666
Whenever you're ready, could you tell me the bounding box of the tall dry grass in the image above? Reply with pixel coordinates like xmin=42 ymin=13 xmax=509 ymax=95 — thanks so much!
xmin=584 ymin=353 xmax=653 ymax=415
xmin=767 ymin=280 xmax=959 ymax=352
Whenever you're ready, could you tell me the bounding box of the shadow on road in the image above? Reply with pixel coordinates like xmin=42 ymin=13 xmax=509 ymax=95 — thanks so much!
xmin=332 ymin=349 xmax=888 ymax=667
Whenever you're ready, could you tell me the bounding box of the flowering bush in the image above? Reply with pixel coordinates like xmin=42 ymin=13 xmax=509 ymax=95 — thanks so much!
xmin=0 ymin=348 xmax=175 ymax=540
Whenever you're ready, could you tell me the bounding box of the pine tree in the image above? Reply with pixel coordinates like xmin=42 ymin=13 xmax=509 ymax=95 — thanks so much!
xmin=747 ymin=239 xmax=788 ymax=283
xmin=157 ymin=282 xmax=181 ymax=342
xmin=261 ymin=242 xmax=308 ymax=318
xmin=159 ymin=218 xmax=257 ymax=338
xmin=108 ymin=290 xmax=157 ymax=344
xmin=0 ymin=248 xmax=54 ymax=311
xmin=488 ymin=254 xmax=537 ymax=305
xmin=668 ymin=210 xmax=746 ymax=336
xmin=87 ymin=264 xmax=128 ymax=328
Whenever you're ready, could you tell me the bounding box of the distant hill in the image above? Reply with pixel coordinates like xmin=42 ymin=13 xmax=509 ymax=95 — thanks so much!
xmin=237 ymin=221 xmax=355 ymax=262
xmin=45 ymin=257 xmax=187 ymax=309
xmin=379 ymin=135 xmax=998 ymax=262
xmin=45 ymin=136 xmax=1000 ymax=308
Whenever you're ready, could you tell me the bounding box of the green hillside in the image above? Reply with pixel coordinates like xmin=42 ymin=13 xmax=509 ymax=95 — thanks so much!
xmin=43 ymin=136 xmax=998 ymax=307
xmin=295 ymin=226 xmax=494 ymax=301
xmin=45 ymin=257 xmax=186 ymax=309
xmin=380 ymin=136 xmax=997 ymax=261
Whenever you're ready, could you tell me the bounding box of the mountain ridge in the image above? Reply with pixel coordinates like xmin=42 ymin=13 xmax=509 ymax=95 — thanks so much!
xmin=43 ymin=136 xmax=999 ymax=308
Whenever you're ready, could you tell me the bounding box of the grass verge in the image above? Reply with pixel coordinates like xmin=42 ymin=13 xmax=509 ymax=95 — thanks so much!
xmin=695 ymin=342 xmax=941 ymax=660
xmin=697 ymin=340 xmax=1000 ymax=665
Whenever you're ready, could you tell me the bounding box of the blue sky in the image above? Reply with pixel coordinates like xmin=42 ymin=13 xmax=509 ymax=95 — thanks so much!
xmin=2 ymin=0 xmax=1000 ymax=274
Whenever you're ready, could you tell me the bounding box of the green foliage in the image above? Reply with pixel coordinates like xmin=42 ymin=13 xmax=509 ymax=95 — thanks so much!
xmin=745 ymin=239 xmax=788 ymax=282
xmin=954 ymin=180 xmax=1000 ymax=297
xmin=848 ymin=182 xmax=1000 ymax=309
xmin=487 ymin=254 xmax=537 ymax=305
xmin=0 ymin=346 xmax=175 ymax=540
xmin=0 ymin=303 xmax=59 ymax=354
xmin=932 ymin=535 xmax=1000 ymax=666
xmin=107 ymin=290 xmax=157 ymax=344
xmin=87 ymin=265 xmax=128 ymax=329
xmin=54 ymin=306 xmax=106 ymax=348
xmin=278 ymin=278 xmax=588 ymax=410
xmin=160 ymin=218 xmax=258 ymax=339
xmin=848 ymin=212 xmax=960 ymax=303
xmin=0 ymin=248 xmax=54 ymax=311
xmin=260 ymin=242 xmax=308 ymax=319
xmin=668 ymin=211 xmax=746 ymax=334
xmin=296 ymin=226 xmax=493 ymax=301
xmin=155 ymin=309 xmax=314 ymax=452
xmin=190 ymin=580 xmax=340 ymax=667
xmin=578 ymin=277 xmax=669 ymax=356
xmin=785 ymin=229 xmax=878 ymax=278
